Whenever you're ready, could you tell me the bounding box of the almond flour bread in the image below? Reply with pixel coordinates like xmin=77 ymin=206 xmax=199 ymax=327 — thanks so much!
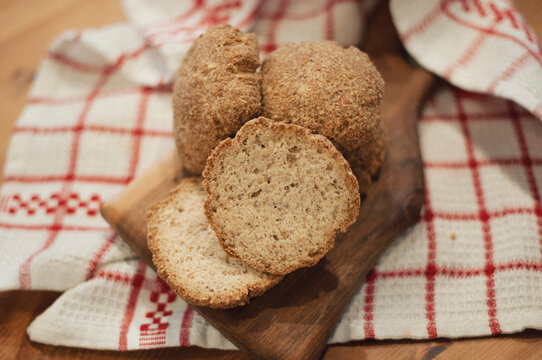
xmin=147 ymin=178 xmax=282 ymax=309
xmin=203 ymin=117 xmax=360 ymax=275
xmin=173 ymin=24 xmax=262 ymax=174
xmin=261 ymin=41 xmax=385 ymax=186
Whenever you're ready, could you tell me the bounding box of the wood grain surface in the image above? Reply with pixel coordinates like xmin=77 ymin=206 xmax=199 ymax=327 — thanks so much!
xmin=1 ymin=1 xmax=542 ymax=360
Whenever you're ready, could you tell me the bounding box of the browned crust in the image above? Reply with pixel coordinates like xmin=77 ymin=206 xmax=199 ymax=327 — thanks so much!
xmin=173 ymin=24 xmax=262 ymax=174
xmin=261 ymin=41 xmax=385 ymax=185
xmin=203 ymin=117 xmax=360 ymax=275
xmin=146 ymin=177 xmax=282 ymax=309
xmin=347 ymin=123 xmax=387 ymax=190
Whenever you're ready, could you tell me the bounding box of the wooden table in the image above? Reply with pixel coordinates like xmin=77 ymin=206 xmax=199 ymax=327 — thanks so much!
xmin=1 ymin=1 xmax=542 ymax=359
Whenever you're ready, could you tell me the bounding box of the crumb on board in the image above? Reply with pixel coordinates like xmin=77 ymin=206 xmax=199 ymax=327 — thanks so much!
xmin=450 ymin=232 xmax=456 ymax=241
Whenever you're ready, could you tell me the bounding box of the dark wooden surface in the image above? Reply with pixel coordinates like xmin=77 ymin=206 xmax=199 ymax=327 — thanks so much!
xmin=2 ymin=0 xmax=542 ymax=360
xmin=101 ymin=3 xmax=433 ymax=359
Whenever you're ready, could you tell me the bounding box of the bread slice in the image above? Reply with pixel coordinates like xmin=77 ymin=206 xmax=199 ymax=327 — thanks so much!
xmin=203 ymin=117 xmax=360 ymax=275
xmin=147 ymin=177 xmax=282 ymax=309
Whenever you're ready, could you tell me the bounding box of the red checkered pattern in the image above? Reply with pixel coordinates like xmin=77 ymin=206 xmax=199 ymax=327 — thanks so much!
xmin=391 ymin=0 xmax=542 ymax=118
xmin=1 ymin=193 xmax=102 ymax=216
xmin=27 ymin=260 xmax=224 ymax=350
xmin=332 ymin=86 xmax=542 ymax=341
xmin=138 ymin=279 xmax=176 ymax=348
xmin=3 ymin=0 xmax=542 ymax=351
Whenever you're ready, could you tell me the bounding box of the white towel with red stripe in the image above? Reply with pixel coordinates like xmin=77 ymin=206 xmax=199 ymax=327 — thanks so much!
xmin=0 ymin=0 xmax=541 ymax=350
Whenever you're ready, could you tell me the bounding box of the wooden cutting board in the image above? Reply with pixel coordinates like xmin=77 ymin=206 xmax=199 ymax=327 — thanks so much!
xmin=101 ymin=4 xmax=435 ymax=360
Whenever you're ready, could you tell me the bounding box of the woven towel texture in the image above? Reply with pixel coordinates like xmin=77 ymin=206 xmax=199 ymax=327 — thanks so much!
xmin=0 ymin=0 xmax=541 ymax=350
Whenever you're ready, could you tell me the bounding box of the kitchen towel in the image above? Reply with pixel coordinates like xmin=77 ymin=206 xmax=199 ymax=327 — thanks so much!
xmin=0 ymin=0 xmax=541 ymax=350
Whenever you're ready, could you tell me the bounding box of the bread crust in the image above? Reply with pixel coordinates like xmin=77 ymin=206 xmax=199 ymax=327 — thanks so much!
xmin=147 ymin=177 xmax=282 ymax=309
xmin=261 ymin=41 xmax=385 ymax=186
xmin=173 ymin=24 xmax=262 ymax=174
xmin=203 ymin=117 xmax=360 ymax=275
xmin=347 ymin=123 xmax=387 ymax=188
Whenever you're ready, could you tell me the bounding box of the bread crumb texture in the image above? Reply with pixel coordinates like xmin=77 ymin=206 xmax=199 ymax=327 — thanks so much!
xmin=147 ymin=177 xmax=282 ymax=309
xmin=262 ymin=41 xmax=386 ymax=186
xmin=203 ymin=117 xmax=360 ymax=275
xmin=173 ymin=24 xmax=262 ymax=174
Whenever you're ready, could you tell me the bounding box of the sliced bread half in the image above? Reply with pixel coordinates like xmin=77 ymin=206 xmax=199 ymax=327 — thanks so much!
xmin=203 ymin=117 xmax=360 ymax=275
xmin=147 ymin=177 xmax=282 ymax=309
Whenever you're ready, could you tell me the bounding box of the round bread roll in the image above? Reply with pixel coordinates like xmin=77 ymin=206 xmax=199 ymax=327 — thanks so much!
xmin=173 ymin=24 xmax=262 ymax=174
xmin=261 ymin=41 xmax=385 ymax=186
xmin=203 ymin=117 xmax=360 ymax=275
